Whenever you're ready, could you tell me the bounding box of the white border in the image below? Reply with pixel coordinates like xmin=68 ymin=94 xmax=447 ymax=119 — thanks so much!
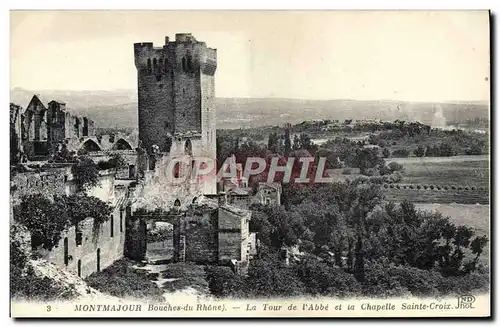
xmin=2 ymin=1 xmax=497 ymax=327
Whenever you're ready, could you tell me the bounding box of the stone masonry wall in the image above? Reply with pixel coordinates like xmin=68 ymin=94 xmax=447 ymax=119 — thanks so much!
xmin=38 ymin=205 xmax=126 ymax=278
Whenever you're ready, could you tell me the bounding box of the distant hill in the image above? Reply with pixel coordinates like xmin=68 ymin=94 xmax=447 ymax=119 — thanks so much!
xmin=10 ymin=87 xmax=489 ymax=130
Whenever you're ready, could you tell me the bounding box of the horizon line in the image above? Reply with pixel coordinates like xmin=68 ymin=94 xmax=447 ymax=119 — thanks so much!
xmin=10 ymin=87 xmax=490 ymax=105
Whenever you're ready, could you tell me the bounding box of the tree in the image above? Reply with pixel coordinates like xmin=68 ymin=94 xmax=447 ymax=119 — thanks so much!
xmin=292 ymin=134 xmax=301 ymax=150
xmin=52 ymin=144 xmax=76 ymax=163
xmin=382 ymin=148 xmax=390 ymax=158
xmin=13 ymin=194 xmax=112 ymax=251
xmin=267 ymin=132 xmax=279 ymax=154
xmin=414 ymin=145 xmax=426 ymax=157
xmin=14 ymin=195 xmax=69 ymax=250
xmin=284 ymin=128 xmax=292 ymax=157
xmin=72 ymin=156 xmax=100 ymax=191
xmin=108 ymin=152 xmax=127 ymax=169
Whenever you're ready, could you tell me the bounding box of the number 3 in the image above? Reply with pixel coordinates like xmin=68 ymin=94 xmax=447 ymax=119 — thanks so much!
xmin=47 ymin=305 xmax=51 ymax=312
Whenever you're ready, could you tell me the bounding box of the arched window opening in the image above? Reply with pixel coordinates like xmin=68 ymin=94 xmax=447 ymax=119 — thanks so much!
xmin=63 ymin=237 xmax=69 ymax=266
xmin=80 ymin=139 xmax=101 ymax=152
xmin=159 ymin=58 xmax=163 ymax=71
xmin=77 ymin=259 xmax=82 ymax=277
xmin=153 ymin=58 xmax=157 ymax=71
xmin=174 ymin=199 xmax=181 ymax=207
xmin=112 ymin=138 xmax=133 ymax=150
xmin=173 ymin=162 xmax=181 ymax=179
xmin=187 ymin=56 xmax=193 ymax=72
xmin=192 ymin=197 xmax=198 ymax=204
xmin=76 ymin=230 xmax=83 ymax=246
xmin=120 ymin=209 xmax=124 ymax=233
xmin=184 ymin=139 xmax=193 ymax=156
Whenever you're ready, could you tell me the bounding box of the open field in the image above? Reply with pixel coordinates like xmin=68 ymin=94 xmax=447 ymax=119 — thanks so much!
xmin=414 ymin=203 xmax=489 ymax=236
xmin=387 ymin=156 xmax=489 ymax=187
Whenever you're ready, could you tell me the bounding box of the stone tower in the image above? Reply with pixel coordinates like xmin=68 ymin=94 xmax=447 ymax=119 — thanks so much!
xmin=134 ymin=33 xmax=217 ymax=159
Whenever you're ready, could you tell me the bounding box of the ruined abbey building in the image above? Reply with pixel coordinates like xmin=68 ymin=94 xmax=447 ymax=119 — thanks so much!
xmin=10 ymin=34 xmax=260 ymax=280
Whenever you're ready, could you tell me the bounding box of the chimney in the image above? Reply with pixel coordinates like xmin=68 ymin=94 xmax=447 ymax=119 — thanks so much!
xmin=218 ymin=191 xmax=227 ymax=206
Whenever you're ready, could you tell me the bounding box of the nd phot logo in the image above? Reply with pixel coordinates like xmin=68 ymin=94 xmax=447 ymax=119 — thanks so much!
xmin=455 ymin=295 xmax=476 ymax=309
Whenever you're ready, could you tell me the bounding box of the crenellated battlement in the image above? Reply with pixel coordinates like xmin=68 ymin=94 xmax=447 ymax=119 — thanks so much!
xmin=134 ymin=33 xmax=217 ymax=182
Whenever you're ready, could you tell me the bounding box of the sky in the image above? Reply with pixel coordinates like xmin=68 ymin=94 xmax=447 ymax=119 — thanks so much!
xmin=10 ymin=11 xmax=490 ymax=102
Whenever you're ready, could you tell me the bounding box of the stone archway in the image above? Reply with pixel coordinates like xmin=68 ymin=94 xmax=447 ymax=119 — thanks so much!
xmin=80 ymin=139 xmax=101 ymax=152
xmin=112 ymin=138 xmax=133 ymax=150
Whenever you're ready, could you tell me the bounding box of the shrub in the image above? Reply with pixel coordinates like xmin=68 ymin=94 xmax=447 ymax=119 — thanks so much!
xmin=388 ymin=162 xmax=404 ymax=173
xmin=390 ymin=171 xmax=403 ymax=183
xmin=451 ymin=185 xmax=456 ymax=190
xmin=435 ymin=273 xmax=490 ymax=296
xmin=414 ymin=145 xmax=426 ymax=157
xmin=14 ymin=194 xmax=112 ymax=251
xmin=72 ymin=156 xmax=100 ymax=191
xmin=417 ymin=185 xmax=421 ymax=190
xmin=246 ymin=259 xmax=306 ymax=298
xmin=391 ymin=149 xmax=410 ymax=158
xmin=436 ymin=186 xmax=441 ymax=190
xmin=85 ymin=259 xmax=164 ymax=302
xmin=430 ymin=185 xmax=435 ymax=190
xmin=390 ymin=184 xmax=394 ymax=189
xmin=295 ymin=258 xmax=361 ymax=297
xmin=384 ymin=184 xmax=388 ymax=188
xmin=409 ymin=185 xmax=414 ymax=189
xmin=206 ymin=266 xmax=246 ymax=298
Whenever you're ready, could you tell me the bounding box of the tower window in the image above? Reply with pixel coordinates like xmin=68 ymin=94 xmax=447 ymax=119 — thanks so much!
xmin=182 ymin=57 xmax=187 ymax=71
xmin=153 ymin=58 xmax=157 ymax=71
xmin=147 ymin=58 xmax=152 ymax=75
xmin=159 ymin=58 xmax=163 ymax=71
xmin=76 ymin=231 xmax=83 ymax=246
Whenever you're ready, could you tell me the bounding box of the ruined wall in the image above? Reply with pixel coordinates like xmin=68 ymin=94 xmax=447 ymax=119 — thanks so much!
xmin=382 ymin=184 xmax=489 ymax=204
xmin=85 ymin=170 xmax=116 ymax=203
xmin=38 ymin=205 xmax=126 ymax=278
xmin=125 ymin=206 xmax=147 ymax=261
xmin=227 ymin=195 xmax=251 ymax=210
xmin=10 ymin=167 xmax=72 ymax=203
xmin=217 ymin=206 xmax=250 ymax=263
xmin=183 ymin=211 xmax=218 ymax=263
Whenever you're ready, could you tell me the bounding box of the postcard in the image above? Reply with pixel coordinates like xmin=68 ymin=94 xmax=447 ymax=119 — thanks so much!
xmin=9 ymin=10 xmax=490 ymax=318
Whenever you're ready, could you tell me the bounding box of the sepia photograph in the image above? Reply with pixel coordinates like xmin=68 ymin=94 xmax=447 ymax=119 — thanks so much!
xmin=9 ymin=10 xmax=491 ymax=318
